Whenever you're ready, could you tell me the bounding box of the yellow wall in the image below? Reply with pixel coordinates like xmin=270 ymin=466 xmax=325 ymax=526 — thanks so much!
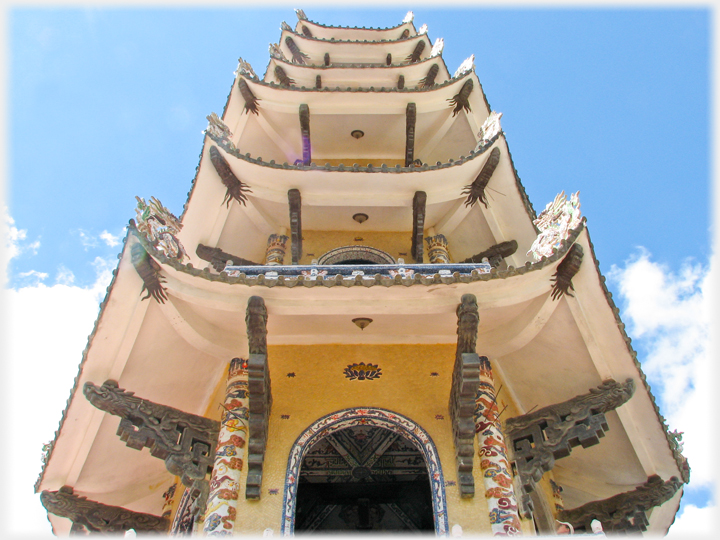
xmin=315 ymin=158 xmax=405 ymax=167
xmin=299 ymin=230 xmax=430 ymax=265
xmin=231 ymin=343 xmax=494 ymax=534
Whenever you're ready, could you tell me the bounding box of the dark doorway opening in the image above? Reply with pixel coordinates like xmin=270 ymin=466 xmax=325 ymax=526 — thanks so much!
xmin=294 ymin=425 xmax=434 ymax=532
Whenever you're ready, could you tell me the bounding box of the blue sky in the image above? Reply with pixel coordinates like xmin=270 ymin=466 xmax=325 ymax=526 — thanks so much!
xmin=3 ymin=6 xmax=714 ymax=537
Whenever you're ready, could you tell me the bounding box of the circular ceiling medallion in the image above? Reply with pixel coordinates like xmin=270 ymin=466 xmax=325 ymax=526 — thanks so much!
xmin=351 ymin=130 xmax=365 ymax=139
xmin=352 ymin=213 xmax=369 ymax=223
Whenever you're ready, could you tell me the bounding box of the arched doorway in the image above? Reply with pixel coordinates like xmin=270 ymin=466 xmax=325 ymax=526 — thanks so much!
xmin=317 ymin=246 xmax=396 ymax=265
xmin=281 ymin=408 xmax=448 ymax=535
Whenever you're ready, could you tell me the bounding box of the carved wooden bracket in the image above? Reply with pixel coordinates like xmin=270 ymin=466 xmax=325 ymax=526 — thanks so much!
xmin=301 ymin=25 xmax=313 ymax=38
xmin=299 ymin=104 xmax=311 ymax=166
xmin=551 ymin=243 xmax=584 ymax=300
xmin=285 ymin=36 xmax=308 ymax=64
xmin=41 ymin=486 xmax=169 ymax=534
xmin=196 ymin=243 xmax=260 ymax=271
xmin=558 ymin=475 xmax=683 ymax=533
xmin=83 ymin=380 xmax=220 ymax=515
xmin=274 ymin=65 xmax=295 ymax=87
xmin=461 ymin=239 xmax=518 ymax=267
xmin=209 ymin=145 xmax=252 ymax=207
xmin=449 ymin=78 xmax=473 ymax=117
xmin=315 ymin=75 xmax=322 ymax=89
xmin=397 ymin=74 xmax=405 ymax=89
xmin=462 ymin=146 xmax=500 ymax=208
xmin=448 ymin=294 xmax=480 ymax=497
xmin=246 ymin=296 xmax=272 ymax=499
xmin=405 ymin=102 xmax=416 ymax=166
xmin=131 ymin=242 xmax=167 ymax=304
xmin=412 ymin=191 xmax=427 ymax=263
xmin=324 ymin=52 xmax=330 ymax=66
xmin=406 ymin=40 xmax=425 ymax=63
xmin=288 ymin=188 xmax=303 ymax=264
xmin=504 ymin=378 xmax=636 ymax=518
xmin=419 ymin=64 xmax=439 ymax=88
xmin=237 ymin=79 xmax=260 ymax=115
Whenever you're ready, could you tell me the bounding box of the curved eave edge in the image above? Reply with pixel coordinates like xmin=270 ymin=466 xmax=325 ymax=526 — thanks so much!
xmin=249 ymin=66 xmax=470 ymax=93
xmin=583 ymin=225 xmax=690 ymax=483
xmin=282 ymin=27 xmax=428 ymax=46
xmin=33 ymin=229 xmax=131 ymax=493
xmin=299 ymin=18 xmax=413 ymax=33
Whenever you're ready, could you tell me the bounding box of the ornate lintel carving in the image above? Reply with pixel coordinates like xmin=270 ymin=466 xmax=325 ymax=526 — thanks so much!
xmin=246 ymin=296 xmax=271 ymax=500
xmin=557 ymin=475 xmax=683 ymax=533
xmin=196 ymin=243 xmax=259 ymax=271
xmin=288 ymin=188 xmax=303 ymax=264
xmin=83 ymin=380 xmax=220 ymax=515
xmin=405 ymin=102 xmax=416 ymax=167
xmin=504 ymin=378 xmax=636 ymax=518
xmin=412 ymin=191 xmax=427 ymax=263
xmin=448 ymin=294 xmax=480 ymax=498
xmin=41 ymin=486 xmax=169 ymax=534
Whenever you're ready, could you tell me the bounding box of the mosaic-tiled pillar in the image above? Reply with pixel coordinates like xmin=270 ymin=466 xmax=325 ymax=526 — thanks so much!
xmin=475 ymin=356 xmax=522 ymax=536
xmin=265 ymin=234 xmax=289 ymax=265
xmin=425 ymin=234 xmax=451 ymax=263
xmin=203 ymin=358 xmax=249 ymax=535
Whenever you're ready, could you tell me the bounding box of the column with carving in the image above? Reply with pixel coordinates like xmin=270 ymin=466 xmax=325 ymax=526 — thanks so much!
xmin=265 ymin=234 xmax=289 ymax=265
xmin=203 ymin=357 xmax=250 ymax=535
xmin=425 ymin=231 xmax=450 ymax=263
xmin=475 ymin=356 xmax=522 ymax=535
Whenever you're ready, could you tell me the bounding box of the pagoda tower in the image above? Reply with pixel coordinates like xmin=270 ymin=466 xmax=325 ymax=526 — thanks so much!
xmin=36 ymin=10 xmax=689 ymax=536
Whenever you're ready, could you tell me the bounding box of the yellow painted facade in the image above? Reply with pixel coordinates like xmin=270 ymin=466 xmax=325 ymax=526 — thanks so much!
xmin=299 ymin=230 xmax=433 ymax=265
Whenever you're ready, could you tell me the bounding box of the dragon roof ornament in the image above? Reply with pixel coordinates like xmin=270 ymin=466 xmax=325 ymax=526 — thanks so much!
xmin=281 ymin=21 xmax=292 ymax=32
xmin=475 ymin=111 xmax=503 ymax=149
xmin=418 ymin=24 xmax=428 ymax=35
xmin=528 ymin=191 xmax=582 ymax=261
xmin=204 ymin=112 xmax=235 ymax=148
xmin=269 ymin=43 xmax=286 ymax=61
xmin=134 ymin=196 xmax=187 ymax=261
xmin=431 ymin=37 xmax=444 ymax=57
xmin=295 ymin=9 xmax=307 ymax=21
xmin=454 ymin=54 xmax=475 ymax=78
xmin=403 ymin=11 xmax=414 ymax=23
xmin=235 ymin=57 xmax=257 ymax=79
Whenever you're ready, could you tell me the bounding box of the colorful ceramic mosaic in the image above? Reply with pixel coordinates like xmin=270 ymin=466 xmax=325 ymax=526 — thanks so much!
xmin=343 ymin=363 xmax=382 ymax=381
xmin=425 ymin=234 xmax=451 ymax=264
xmin=170 ymin=487 xmax=196 ymax=534
xmin=281 ymin=407 xmax=448 ymax=536
xmin=134 ymin=196 xmax=188 ymax=261
xmin=265 ymin=234 xmax=289 ymax=265
xmin=475 ymin=357 xmax=522 ymax=536
xmin=527 ymin=191 xmax=582 ymax=261
xmin=161 ymin=482 xmax=178 ymax=519
xmin=203 ymin=358 xmax=249 ymax=536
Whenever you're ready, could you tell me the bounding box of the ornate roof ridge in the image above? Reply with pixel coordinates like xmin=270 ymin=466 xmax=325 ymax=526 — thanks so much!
xmin=299 ymin=18 xmax=412 ymax=33
xmin=283 ymin=26 xmax=424 ymax=45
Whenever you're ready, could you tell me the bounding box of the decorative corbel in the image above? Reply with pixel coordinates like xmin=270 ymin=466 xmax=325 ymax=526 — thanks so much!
xmin=274 ymin=65 xmax=295 ymax=87
xmin=462 ymin=146 xmax=500 ymax=208
xmin=324 ymin=52 xmax=330 ymax=66
xmin=209 ymin=146 xmax=252 ymax=207
xmin=411 ymin=191 xmax=427 ymax=263
xmin=461 ymin=239 xmax=518 ymax=267
xmin=83 ymin=380 xmax=220 ymax=516
xmin=315 ymin=75 xmax=322 ymax=89
xmin=386 ymin=53 xmax=392 ymax=66
xmin=400 ymin=28 xmax=410 ymax=39
xmin=41 ymin=486 xmax=169 ymax=534
xmin=299 ymin=104 xmax=311 ymax=166
xmin=557 ymin=475 xmax=683 ymax=533
xmin=285 ymin=36 xmax=309 ymax=64
xmin=448 ymin=78 xmax=473 ymax=116
xmin=288 ymin=189 xmax=303 ymax=264
xmin=405 ymin=102 xmax=416 ymax=166
xmin=246 ymin=296 xmax=272 ymax=500
xmin=504 ymin=378 xmax=636 ymax=518
xmin=448 ymin=295 xmax=481 ymax=497
xmin=237 ymin=78 xmax=260 ymax=115
xmin=419 ymin=64 xmax=439 ymax=88
xmin=196 ymin=243 xmax=260 ymax=271
xmin=406 ymin=40 xmax=426 ymax=63
xmin=301 ymin=25 xmax=313 ymax=37
xmin=397 ymin=75 xmax=405 ymax=89
xmin=131 ymin=242 xmax=167 ymax=303
xmin=550 ymin=243 xmax=584 ymax=300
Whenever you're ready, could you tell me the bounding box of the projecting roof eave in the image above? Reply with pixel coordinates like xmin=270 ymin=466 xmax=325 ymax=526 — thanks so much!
xmin=283 ymin=25 xmax=421 ymax=45
xmin=295 ymin=16 xmax=415 ymax=37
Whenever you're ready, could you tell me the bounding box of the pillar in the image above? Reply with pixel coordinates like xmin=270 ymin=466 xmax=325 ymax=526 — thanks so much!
xmin=203 ymin=358 xmax=249 ymax=535
xmin=475 ymin=356 xmax=522 ymax=536
xmin=265 ymin=233 xmax=289 ymax=265
xmin=425 ymin=229 xmax=450 ymax=263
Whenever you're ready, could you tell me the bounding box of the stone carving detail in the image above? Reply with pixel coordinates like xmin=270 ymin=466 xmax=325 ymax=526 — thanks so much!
xmin=425 ymin=234 xmax=450 ymax=263
xmin=134 ymin=196 xmax=187 ymax=261
xmin=299 ymin=104 xmax=311 ymax=166
xmin=285 ymin=36 xmax=308 ymax=64
xmin=406 ymin=40 xmax=426 ymax=63
xmin=397 ymin=74 xmax=405 ymax=89
xmin=269 ymin=43 xmax=286 ymax=61
xmin=288 ymin=189 xmax=303 ymax=264
xmin=295 ymin=8 xmax=307 ymax=21
xmin=235 ymin=57 xmax=257 ymax=79
xmin=324 ymin=52 xmax=330 ymax=66
xmin=504 ymin=378 xmax=636 ymax=518
xmin=405 ymin=102 xmax=416 ymax=166
xmin=246 ymin=296 xmax=272 ymax=500
xmin=344 ymin=362 xmax=382 ymax=381
xmin=82 ymin=380 xmax=220 ymax=517
xmin=462 ymin=239 xmax=518 ymax=267
xmin=453 ymin=55 xmax=475 ymax=78
xmin=131 ymin=242 xmax=168 ymax=303
xmin=386 ymin=53 xmax=392 ymax=66
xmin=315 ymin=74 xmax=322 ymax=89
xmin=302 ymin=25 xmax=313 ymax=38
xmin=205 ymin=112 xmax=236 ymax=151
xmin=449 ymin=78 xmax=474 ymax=117
xmin=265 ymin=234 xmax=289 ymax=265
xmin=528 ymin=191 xmax=582 ymax=260
xmin=196 ymin=243 xmax=259 ymax=271
xmin=431 ymin=37 xmax=444 ymax=57
xmin=419 ymin=64 xmax=439 ymax=88
xmin=463 ymin=147 xmax=500 ymax=208
xmin=476 ymin=111 xmax=503 ymax=149
xmin=557 ymin=475 xmax=683 ymax=533
xmin=41 ymin=486 xmax=169 ymax=533
xmin=281 ymin=21 xmax=292 ymax=32
xmin=412 ymin=191 xmax=427 ymax=263
xmin=237 ymin=78 xmax=260 ymax=115
xmin=551 ymin=243 xmax=584 ymax=300
xmin=449 ymin=294 xmax=480 ymax=498
xmin=209 ymin=146 xmax=252 ymax=207
xmin=274 ymin=65 xmax=295 ymax=87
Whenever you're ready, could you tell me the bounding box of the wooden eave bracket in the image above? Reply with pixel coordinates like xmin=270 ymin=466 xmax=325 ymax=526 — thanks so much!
xmin=412 ymin=191 xmax=426 ymax=263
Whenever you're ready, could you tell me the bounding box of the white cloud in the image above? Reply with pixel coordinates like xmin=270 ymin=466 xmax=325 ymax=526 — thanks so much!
xmin=18 ymin=269 xmax=49 ymax=282
xmin=78 ymin=229 xmax=98 ymax=249
xmin=666 ymin=503 xmax=718 ymax=538
xmin=609 ymin=251 xmax=716 ymax=491
xmin=55 ymin=265 xmax=76 ymax=285
xmin=99 ymin=230 xmax=120 ymax=247
xmin=2 ymin=208 xmax=41 ymax=285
